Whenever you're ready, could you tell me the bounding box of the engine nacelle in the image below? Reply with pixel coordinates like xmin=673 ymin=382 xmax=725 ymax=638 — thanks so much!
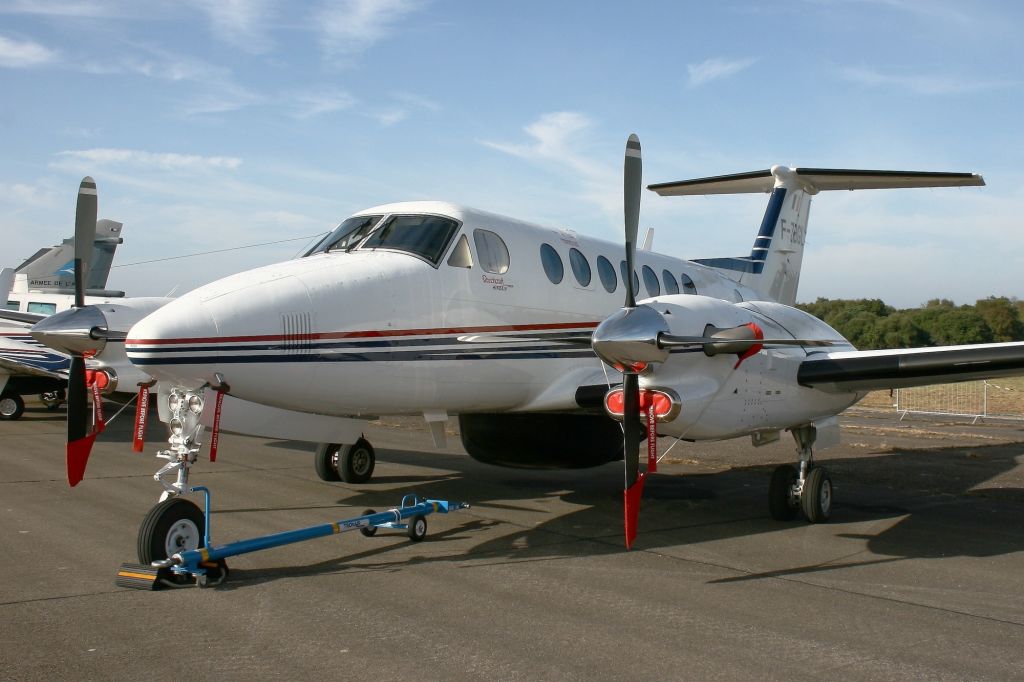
xmin=459 ymin=412 xmax=623 ymax=469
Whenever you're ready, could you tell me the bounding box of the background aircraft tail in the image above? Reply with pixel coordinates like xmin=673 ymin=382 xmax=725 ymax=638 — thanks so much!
xmin=13 ymin=219 xmax=124 ymax=294
xmin=648 ymin=168 xmax=984 ymax=305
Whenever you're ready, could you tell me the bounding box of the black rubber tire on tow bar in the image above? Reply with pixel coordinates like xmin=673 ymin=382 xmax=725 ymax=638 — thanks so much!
xmin=137 ymin=497 xmax=206 ymax=564
xmin=801 ymin=466 xmax=833 ymax=524
xmin=768 ymin=464 xmax=798 ymax=521
xmin=360 ymin=509 xmax=378 ymax=537
xmin=339 ymin=437 xmax=375 ymax=484
xmin=0 ymin=392 xmax=25 ymax=421
xmin=314 ymin=443 xmax=343 ymax=482
xmin=407 ymin=514 xmax=427 ymax=542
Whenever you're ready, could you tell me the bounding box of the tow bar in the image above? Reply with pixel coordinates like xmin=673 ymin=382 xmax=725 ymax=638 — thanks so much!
xmin=116 ymin=491 xmax=470 ymax=590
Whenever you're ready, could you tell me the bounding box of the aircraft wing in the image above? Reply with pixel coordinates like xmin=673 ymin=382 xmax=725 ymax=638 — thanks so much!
xmin=0 ymin=310 xmax=46 ymax=325
xmin=797 ymin=342 xmax=1024 ymax=393
xmin=0 ymin=336 xmax=70 ymax=379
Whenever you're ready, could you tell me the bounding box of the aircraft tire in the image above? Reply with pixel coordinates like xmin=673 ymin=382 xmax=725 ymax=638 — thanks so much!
xmin=0 ymin=392 xmax=25 ymax=421
xmin=801 ymin=466 xmax=832 ymax=524
xmin=314 ymin=443 xmax=343 ymax=482
xmin=768 ymin=464 xmax=798 ymax=521
xmin=137 ymin=497 xmax=206 ymax=564
xmin=339 ymin=438 xmax=375 ymax=484
xmin=407 ymin=514 xmax=427 ymax=542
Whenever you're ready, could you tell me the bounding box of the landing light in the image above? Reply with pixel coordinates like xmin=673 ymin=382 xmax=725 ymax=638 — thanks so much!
xmin=604 ymin=387 xmax=681 ymax=423
xmin=188 ymin=394 xmax=204 ymax=414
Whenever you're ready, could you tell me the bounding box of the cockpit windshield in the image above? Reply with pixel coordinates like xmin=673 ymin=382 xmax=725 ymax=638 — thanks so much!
xmin=357 ymin=214 xmax=460 ymax=265
xmin=303 ymin=214 xmax=383 ymax=257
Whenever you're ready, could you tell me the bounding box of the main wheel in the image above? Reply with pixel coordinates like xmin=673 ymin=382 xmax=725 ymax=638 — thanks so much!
xmin=137 ymin=497 xmax=206 ymax=564
xmin=407 ymin=514 xmax=427 ymax=542
xmin=41 ymin=389 xmax=65 ymax=411
xmin=314 ymin=443 xmax=342 ymax=482
xmin=0 ymin=393 xmax=24 ymax=421
xmin=768 ymin=464 xmax=798 ymax=521
xmin=801 ymin=466 xmax=833 ymax=524
xmin=338 ymin=438 xmax=375 ymax=484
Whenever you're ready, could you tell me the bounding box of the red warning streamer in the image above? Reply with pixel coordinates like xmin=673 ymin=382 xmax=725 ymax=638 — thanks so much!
xmin=90 ymin=381 xmax=106 ymax=433
xmin=132 ymin=384 xmax=151 ymax=452
xmin=209 ymin=389 xmax=226 ymax=462
xmin=646 ymin=402 xmax=657 ymax=473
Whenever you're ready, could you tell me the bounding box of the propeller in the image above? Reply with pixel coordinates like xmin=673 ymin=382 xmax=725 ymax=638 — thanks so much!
xmin=65 ymin=177 xmax=99 ymax=486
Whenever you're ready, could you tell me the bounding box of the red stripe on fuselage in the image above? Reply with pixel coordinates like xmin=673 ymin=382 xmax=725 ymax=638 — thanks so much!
xmin=125 ymin=321 xmax=600 ymax=346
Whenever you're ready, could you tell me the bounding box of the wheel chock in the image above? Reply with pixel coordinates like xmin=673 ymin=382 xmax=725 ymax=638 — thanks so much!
xmin=115 ymin=563 xmax=172 ymax=590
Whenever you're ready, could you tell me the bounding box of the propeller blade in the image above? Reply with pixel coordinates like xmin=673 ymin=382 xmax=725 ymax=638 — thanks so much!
xmin=622 ymin=371 xmax=645 ymax=549
xmin=66 ymin=354 xmax=95 ymax=486
xmin=73 ymin=177 xmax=97 ymax=308
xmin=623 ymin=134 xmax=642 ymax=308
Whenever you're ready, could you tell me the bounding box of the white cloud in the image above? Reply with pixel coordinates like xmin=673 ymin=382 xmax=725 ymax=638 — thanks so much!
xmin=687 ymin=57 xmax=757 ymax=87
xmin=840 ymin=66 xmax=1016 ymax=95
xmin=290 ymin=88 xmax=358 ymax=119
xmin=187 ymin=0 xmax=277 ymax=53
xmin=53 ymin=148 xmax=243 ymax=172
xmin=370 ymin=108 xmax=407 ymax=126
xmin=316 ymin=0 xmax=425 ymax=59
xmin=0 ymin=34 xmax=58 ymax=67
xmin=392 ymin=91 xmax=441 ymax=111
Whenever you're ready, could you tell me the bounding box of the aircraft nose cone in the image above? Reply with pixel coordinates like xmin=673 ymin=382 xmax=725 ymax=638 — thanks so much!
xmin=30 ymin=306 xmax=109 ymax=355
xmin=126 ymin=296 xmax=220 ymax=387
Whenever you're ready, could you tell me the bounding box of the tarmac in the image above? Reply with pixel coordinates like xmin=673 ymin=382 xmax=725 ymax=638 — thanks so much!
xmin=2 ymin=401 xmax=1024 ymax=680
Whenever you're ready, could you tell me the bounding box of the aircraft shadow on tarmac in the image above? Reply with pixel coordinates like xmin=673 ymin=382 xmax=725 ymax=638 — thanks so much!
xmin=70 ymin=404 xmax=1024 ymax=586
xmin=213 ymin=438 xmax=1024 ymax=589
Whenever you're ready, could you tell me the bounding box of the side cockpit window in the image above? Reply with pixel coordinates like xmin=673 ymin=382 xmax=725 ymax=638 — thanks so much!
xmin=304 ymin=214 xmax=383 ymax=256
xmin=359 ymin=215 xmax=460 ymax=266
xmin=474 ymin=229 xmax=510 ymax=274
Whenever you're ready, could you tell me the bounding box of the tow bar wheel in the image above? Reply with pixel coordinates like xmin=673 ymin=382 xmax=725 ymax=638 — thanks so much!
xmin=137 ymin=497 xmax=206 ymax=564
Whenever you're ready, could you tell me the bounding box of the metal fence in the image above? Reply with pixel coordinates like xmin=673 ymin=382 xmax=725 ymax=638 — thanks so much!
xmin=892 ymin=380 xmax=1024 ymax=423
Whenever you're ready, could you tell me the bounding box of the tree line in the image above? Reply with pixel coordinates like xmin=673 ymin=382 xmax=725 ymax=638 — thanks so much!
xmin=796 ymin=297 xmax=1024 ymax=349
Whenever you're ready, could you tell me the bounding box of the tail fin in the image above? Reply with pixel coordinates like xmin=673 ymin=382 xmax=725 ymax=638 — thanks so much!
xmin=13 ymin=219 xmax=124 ymax=294
xmin=649 ymin=167 xmax=984 ymax=305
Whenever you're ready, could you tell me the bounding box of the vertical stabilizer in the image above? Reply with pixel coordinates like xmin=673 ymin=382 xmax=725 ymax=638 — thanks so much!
xmin=12 ymin=220 xmax=124 ymax=293
xmin=648 ymin=166 xmax=984 ymax=305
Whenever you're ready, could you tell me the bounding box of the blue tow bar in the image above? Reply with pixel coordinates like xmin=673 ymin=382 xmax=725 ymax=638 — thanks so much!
xmin=117 ymin=492 xmax=470 ymax=589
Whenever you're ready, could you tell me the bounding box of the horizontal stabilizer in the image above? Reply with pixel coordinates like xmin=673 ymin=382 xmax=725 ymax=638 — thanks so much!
xmin=649 ymin=167 xmax=984 ymax=196
xmin=798 ymin=342 xmax=1024 ymax=392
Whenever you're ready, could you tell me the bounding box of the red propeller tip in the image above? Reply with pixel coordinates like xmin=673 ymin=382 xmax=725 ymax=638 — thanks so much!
xmin=67 ymin=434 xmax=97 ymax=486
xmin=624 ymin=473 xmax=646 ymax=550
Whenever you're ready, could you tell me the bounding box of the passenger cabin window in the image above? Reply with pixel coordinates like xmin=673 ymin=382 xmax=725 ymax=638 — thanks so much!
xmin=663 ymin=270 xmax=679 ymax=294
xmin=305 ymin=214 xmax=383 ymax=256
xmin=569 ymin=248 xmax=591 ymax=287
xmin=680 ymin=273 xmax=697 ymax=294
xmin=359 ymin=214 xmax=460 ymax=266
xmin=473 ymin=229 xmax=510 ymax=274
xmin=28 ymin=302 xmax=56 ymax=315
xmin=597 ymin=256 xmax=617 ymax=293
xmin=642 ymin=265 xmax=660 ymax=297
xmin=540 ymin=243 xmax=564 ymax=284
xmin=4 ymin=300 xmax=17 ymax=311
xmin=619 ymin=261 xmax=639 ymax=294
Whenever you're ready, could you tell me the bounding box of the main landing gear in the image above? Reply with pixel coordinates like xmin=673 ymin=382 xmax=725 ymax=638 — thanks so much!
xmin=0 ymin=392 xmax=25 ymax=420
xmin=314 ymin=438 xmax=376 ymax=483
xmin=768 ymin=424 xmax=833 ymax=524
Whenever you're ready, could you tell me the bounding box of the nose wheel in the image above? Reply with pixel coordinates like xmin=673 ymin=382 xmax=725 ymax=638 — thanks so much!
xmin=137 ymin=497 xmax=206 ymax=564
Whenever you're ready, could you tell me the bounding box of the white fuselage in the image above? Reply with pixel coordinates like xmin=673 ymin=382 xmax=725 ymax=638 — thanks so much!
xmin=126 ymin=201 xmax=859 ymax=441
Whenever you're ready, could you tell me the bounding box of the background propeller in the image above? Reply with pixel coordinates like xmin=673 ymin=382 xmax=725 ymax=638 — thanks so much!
xmin=66 ymin=177 xmax=98 ymax=486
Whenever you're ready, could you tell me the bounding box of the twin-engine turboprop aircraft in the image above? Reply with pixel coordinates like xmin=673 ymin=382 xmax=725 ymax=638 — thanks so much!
xmin=34 ymin=137 xmax=1024 ymax=556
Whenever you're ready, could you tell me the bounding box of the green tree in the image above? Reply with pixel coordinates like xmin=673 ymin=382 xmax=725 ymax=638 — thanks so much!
xmin=975 ymin=296 xmax=1024 ymax=342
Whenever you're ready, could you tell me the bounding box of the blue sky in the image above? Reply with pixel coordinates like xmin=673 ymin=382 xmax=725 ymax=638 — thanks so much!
xmin=1 ymin=0 xmax=1022 ymax=307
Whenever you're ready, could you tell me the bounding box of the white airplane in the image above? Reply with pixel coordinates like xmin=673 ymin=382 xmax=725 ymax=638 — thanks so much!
xmin=0 ymin=214 xmax=141 ymax=419
xmin=34 ymin=138 xmax=1024 ymax=558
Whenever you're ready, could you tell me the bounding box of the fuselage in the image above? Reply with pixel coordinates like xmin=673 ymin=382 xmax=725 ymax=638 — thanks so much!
xmin=126 ymin=201 xmax=859 ymax=440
